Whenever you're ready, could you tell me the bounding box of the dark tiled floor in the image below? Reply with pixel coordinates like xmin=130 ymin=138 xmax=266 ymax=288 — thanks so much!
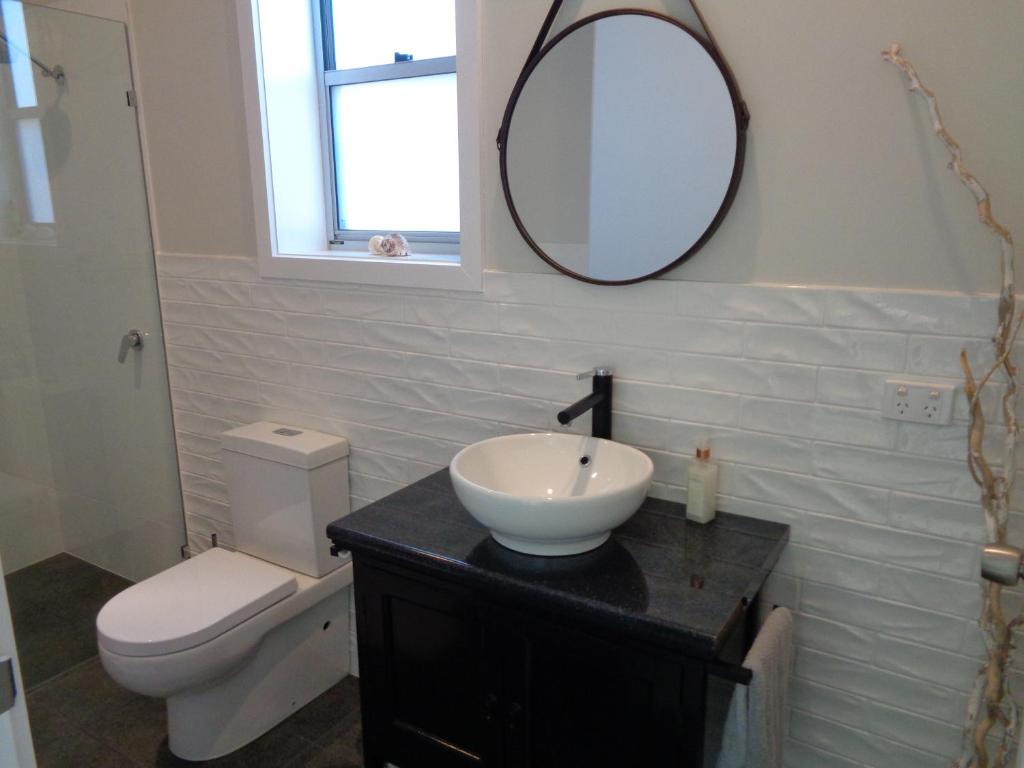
xmin=27 ymin=659 xmax=363 ymax=767
xmin=6 ymin=553 xmax=132 ymax=689
xmin=6 ymin=553 xmax=365 ymax=767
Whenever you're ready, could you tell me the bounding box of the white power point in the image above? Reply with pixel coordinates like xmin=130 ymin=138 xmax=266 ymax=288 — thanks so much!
xmin=882 ymin=379 xmax=956 ymax=424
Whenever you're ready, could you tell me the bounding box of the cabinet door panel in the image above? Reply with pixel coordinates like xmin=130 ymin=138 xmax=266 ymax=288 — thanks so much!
xmin=389 ymin=595 xmax=484 ymax=749
xmin=504 ymin=614 xmax=694 ymax=768
xmin=356 ymin=561 xmax=494 ymax=768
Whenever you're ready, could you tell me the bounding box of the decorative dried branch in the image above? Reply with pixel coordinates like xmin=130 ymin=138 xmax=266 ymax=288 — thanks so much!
xmin=882 ymin=43 xmax=1019 ymax=768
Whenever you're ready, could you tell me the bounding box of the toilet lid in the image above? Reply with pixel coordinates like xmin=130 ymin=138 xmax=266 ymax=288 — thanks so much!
xmin=96 ymin=548 xmax=297 ymax=657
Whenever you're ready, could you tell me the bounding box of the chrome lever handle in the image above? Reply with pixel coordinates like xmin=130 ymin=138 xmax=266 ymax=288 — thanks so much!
xmin=575 ymin=367 xmax=613 ymax=381
xmin=118 ymin=329 xmax=144 ymax=363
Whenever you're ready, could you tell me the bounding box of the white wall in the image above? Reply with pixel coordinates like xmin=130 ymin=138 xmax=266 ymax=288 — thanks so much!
xmin=128 ymin=0 xmax=255 ymax=260
xmin=154 ymin=260 xmax=1007 ymax=767
xmin=126 ymin=1 xmax=1024 ymax=766
xmin=23 ymin=0 xmax=126 ymax=22
xmin=130 ymin=0 xmax=1024 ymax=291
xmin=484 ymin=0 xmax=1024 ymax=291
xmin=0 ymin=255 xmax=62 ymax=573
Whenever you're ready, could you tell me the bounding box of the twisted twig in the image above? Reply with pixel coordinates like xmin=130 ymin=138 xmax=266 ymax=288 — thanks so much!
xmin=883 ymin=43 xmax=1019 ymax=768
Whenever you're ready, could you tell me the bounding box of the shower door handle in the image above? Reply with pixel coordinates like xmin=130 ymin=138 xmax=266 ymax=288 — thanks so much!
xmin=117 ymin=329 xmax=145 ymax=363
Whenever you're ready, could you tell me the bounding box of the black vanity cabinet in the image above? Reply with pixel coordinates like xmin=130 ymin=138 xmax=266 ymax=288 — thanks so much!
xmin=355 ymin=560 xmax=703 ymax=767
xmin=327 ymin=471 xmax=788 ymax=768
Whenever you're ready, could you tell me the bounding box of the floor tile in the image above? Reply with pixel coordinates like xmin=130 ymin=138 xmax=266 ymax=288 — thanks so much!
xmin=292 ymin=710 xmax=364 ymax=768
xmin=32 ymin=720 xmax=139 ymax=768
xmin=28 ymin=657 xmax=142 ymax=730
xmin=285 ymin=675 xmax=362 ymax=743
xmin=85 ymin=691 xmax=168 ymax=765
xmin=6 ymin=553 xmax=132 ymax=689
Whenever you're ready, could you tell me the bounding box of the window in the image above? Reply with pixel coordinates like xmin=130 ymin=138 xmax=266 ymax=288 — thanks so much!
xmin=323 ymin=1 xmax=459 ymax=244
xmin=238 ymin=0 xmax=482 ymax=290
xmin=0 ymin=0 xmax=57 ymax=241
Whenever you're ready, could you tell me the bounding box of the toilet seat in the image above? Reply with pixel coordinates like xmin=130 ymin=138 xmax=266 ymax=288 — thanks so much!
xmin=96 ymin=548 xmax=297 ymax=657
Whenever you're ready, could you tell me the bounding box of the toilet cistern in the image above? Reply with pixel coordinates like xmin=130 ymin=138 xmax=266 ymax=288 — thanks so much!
xmin=557 ymin=367 xmax=613 ymax=440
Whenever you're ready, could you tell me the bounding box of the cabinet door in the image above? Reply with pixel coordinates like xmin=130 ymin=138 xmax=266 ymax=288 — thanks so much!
xmin=355 ymin=560 xmax=500 ymax=768
xmin=501 ymin=611 xmax=701 ymax=768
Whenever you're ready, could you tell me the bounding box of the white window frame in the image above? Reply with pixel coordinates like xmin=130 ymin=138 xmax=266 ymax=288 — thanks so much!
xmin=237 ymin=0 xmax=482 ymax=292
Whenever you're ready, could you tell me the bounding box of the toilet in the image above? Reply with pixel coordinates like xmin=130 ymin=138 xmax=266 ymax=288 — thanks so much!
xmin=96 ymin=422 xmax=354 ymax=761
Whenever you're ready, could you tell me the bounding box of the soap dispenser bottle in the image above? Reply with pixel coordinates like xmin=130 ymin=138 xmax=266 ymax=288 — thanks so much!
xmin=687 ymin=440 xmax=719 ymax=524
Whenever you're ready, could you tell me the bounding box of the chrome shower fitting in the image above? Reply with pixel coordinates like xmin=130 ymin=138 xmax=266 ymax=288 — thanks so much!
xmin=0 ymin=33 xmax=65 ymax=82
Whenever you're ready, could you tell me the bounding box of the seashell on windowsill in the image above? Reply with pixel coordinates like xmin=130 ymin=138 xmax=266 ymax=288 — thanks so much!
xmin=373 ymin=232 xmax=410 ymax=257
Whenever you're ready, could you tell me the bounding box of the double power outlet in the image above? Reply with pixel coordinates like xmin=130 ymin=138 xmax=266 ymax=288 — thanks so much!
xmin=881 ymin=379 xmax=956 ymax=425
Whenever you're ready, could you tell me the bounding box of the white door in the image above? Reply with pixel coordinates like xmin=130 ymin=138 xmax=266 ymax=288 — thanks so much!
xmin=0 ymin=550 xmax=35 ymax=768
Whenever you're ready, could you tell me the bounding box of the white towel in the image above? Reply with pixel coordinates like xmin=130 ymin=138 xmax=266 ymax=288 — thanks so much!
xmin=715 ymin=607 xmax=793 ymax=768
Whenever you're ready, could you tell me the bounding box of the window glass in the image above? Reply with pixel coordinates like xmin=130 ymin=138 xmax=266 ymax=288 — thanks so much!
xmin=331 ymin=73 xmax=459 ymax=233
xmin=0 ymin=0 xmax=38 ymax=108
xmin=331 ymin=0 xmax=455 ymax=70
xmin=16 ymin=118 xmax=53 ymax=223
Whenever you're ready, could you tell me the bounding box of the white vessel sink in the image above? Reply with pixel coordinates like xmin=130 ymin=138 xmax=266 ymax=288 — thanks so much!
xmin=450 ymin=433 xmax=654 ymax=556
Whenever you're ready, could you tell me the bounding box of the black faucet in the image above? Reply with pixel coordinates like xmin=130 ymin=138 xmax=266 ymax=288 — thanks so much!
xmin=557 ymin=368 xmax=613 ymax=440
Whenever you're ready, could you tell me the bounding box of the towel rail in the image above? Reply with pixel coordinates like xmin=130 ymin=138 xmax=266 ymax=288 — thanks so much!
xmin=708 ymin=660 xmax=752 ymax=686
xmin=707 ymin=600 xmax=786 ymax=686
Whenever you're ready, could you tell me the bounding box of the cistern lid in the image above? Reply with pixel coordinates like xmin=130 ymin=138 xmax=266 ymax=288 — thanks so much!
xmin=221 ymin=422 xmax=350 ymax=469
xmin=96 ymin=548 xmax=297 ymax=657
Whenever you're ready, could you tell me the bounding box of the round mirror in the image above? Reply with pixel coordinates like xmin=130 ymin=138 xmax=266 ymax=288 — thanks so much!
xmin=500 ymin=11 xmax=745 ymax=284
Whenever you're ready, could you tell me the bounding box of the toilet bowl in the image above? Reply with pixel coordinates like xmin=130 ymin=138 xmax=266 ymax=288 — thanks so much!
xmin=96 ymin=423 xmax=354 ymax=761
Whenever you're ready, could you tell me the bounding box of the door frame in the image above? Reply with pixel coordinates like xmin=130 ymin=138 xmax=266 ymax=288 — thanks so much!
xmin=0 ymin=549 xmax=37 ymax=768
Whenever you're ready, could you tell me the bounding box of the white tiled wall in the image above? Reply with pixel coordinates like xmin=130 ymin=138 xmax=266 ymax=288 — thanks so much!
xmin=158 ymin=253 xmax=1011 ymax=768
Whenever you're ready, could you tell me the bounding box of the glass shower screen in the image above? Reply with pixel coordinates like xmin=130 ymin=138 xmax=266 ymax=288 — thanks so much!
xmin=0 ymin=3 xmax=185 ymax=582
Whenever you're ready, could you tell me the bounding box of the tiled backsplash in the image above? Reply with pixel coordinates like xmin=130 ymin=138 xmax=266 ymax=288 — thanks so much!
xmin=158 ymin=252 xmax=1008 ymax=768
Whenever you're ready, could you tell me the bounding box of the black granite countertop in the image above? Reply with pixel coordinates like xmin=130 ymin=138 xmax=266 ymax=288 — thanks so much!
xmin=327 ymin=469 xmax=789 ymax=660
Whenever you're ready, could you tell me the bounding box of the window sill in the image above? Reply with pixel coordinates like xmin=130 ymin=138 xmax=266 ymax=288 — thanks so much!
xmin=327 ymin=249 xmax=460 ymax=265
xmin=259 ymin=249 xmax=480 ymax=291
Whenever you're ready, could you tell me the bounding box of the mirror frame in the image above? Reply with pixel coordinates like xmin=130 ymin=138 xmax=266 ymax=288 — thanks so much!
xmin=498 ymin=9 xmax=749 ymax=285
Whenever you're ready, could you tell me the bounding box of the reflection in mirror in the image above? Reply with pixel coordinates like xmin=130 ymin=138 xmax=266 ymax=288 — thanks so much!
xmin=502 ymin=12 xmax=743 ymax=284
xmin=467 ymin=537 xmax=649 ymax=612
